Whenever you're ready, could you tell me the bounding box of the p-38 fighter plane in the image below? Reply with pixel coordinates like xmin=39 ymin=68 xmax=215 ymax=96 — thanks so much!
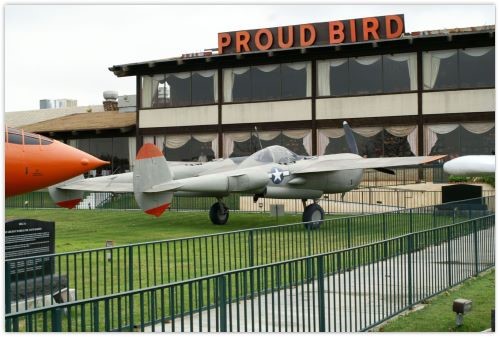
xmin=49 ymin=122 xmax=445 ymax=228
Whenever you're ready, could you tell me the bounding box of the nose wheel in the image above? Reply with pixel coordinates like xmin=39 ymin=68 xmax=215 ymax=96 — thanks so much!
xmin=302 ymin=200 xmax=324 ymax=230
xmin=209 ymin=199 xmax=229 ymax=225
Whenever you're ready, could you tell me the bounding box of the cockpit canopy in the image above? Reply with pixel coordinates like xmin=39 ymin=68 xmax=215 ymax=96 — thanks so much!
xmin=239 ymin=145 xmax=300 ymax=168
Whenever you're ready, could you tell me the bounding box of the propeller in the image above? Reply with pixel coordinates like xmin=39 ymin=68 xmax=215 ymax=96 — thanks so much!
xmin=342 ymin=121 xmax=359 ymax=155
xmin=342 ymin=121 xmax=395 ymax=175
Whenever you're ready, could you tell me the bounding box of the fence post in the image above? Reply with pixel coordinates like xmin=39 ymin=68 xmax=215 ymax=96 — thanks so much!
xmin=128 ymin=246 xmax=134 ymax=291
xmin=447 ymin=226 xmax=452 ymax=288
xmin=248 ymin=230 xmax=254 ymax=267
xmin=473 ymin=219 xmax=479 ymax=276
xmin=5 ymin=262 xmax=11 ymax=315
xmin=218 ymin=275 xmax=227 ymax=332
xmin=347 ymin=218 xmax=352 ymax=248
xmin=317 ymin=255 xmax=326 ymax=332
xmin=383 ymin=213 xmax=388 ymax=259
xmin=409 ymin=209 xmax=414 ymax=233
xmin=407 ymin=234 xmax=414 ymax=309
xmin=52 ymin=308 xmax=63 ymax=332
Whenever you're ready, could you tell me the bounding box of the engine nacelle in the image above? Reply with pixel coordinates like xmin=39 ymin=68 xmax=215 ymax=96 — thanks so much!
xmin=322 ymin=168 xmax=363 ymax=193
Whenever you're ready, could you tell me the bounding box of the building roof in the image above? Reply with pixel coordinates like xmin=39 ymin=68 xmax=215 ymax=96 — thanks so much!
xmin=22 ymin=111 xmax=136 ymax=134
xmin=5 ymin=105 xmax=104 ymax=128
xmin=108 ymin=25 xmax=494 ymax=78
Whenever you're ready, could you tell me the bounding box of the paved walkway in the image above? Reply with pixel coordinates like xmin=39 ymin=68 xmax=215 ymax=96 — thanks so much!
xmin=146 ymin=226 xmax=493 ymax=332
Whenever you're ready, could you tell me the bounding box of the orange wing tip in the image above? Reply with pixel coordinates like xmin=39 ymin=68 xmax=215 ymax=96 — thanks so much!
xmin=144 ymin=203 xmax=171 ymax=217
xmin=57 ymin=199 xmax=81 ymax=209
xmin=136 ymin=143 xmax=163 ymax=160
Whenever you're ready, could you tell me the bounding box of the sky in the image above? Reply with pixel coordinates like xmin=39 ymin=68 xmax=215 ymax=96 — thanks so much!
xmin=3 ymin=3 xmax=496 ymax=112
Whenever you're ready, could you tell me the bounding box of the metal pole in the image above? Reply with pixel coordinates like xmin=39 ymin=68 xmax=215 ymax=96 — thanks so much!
xmin=218 ymin=275 xmax=227 ymax=332
xmin=473 ymin=220 xmax=479 ymax=276
xmin=407 ymin=234 xmax=414 ymax=309
xmin=317 ymin=256 xmax=326 ymax=332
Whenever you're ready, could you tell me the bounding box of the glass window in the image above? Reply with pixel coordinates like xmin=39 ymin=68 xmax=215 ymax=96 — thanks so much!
xmin=231 ymin=67 xmax=252 ymax=102
xmin=459 ymin=47 xmax=495 ymax=88
xmin=281 ymin=62 xmax=308 ymax=99
xmin=24 ymin=134 xmax=40 ymax=145
xmin=164 ymin=138 xmax=215 ymax=162
xmin=382 ymin=130 xmax=413 ymax=157
xmin=192 ymin=70 xmax=216 ymax=105
xmin=166 ymin=73 xmax=191 ymax=107
xmin=383 ymin=54 xmax=414 ymax=93
xmin=7 ymin=132 xmax=22 ymax=144
xmin=349 ymin=56 xmax=383 ymax=95
xmin=224 ymin=62 xmax=310 ymax=103
xmin=112 ymin=137 xmax=130 ymax=172
xmin=252 ymin=65 xmax=280 ymax=101
xmin=329 ymin=59 xmax=349 ymax=96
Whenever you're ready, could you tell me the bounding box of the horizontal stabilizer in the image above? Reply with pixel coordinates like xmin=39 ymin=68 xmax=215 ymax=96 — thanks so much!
xmin=48 ymin=175 xmax=85 ymax=209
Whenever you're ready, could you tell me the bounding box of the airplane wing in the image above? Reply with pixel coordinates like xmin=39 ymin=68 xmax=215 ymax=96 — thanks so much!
xmin=296 ymin=155 xmax=446 ymax=174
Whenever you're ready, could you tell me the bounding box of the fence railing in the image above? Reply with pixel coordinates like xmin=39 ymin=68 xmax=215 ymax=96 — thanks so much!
xmin=6 ymin=196 xmax=494 ymax=315
xmin=5 ymin=214 xmax=494 ymax=332
xmin=6 ymin=186 xmax=495 ymax=214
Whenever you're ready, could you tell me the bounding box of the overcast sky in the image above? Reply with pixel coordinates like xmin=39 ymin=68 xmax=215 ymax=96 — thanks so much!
xmin=4 ymin=3 xmax=496 ymax=112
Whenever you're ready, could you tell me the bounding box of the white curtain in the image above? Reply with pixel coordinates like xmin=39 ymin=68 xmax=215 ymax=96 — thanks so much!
xmin=223 ymin=67 xmax=250 ymax=102
xmin=142 ymin=76 xmax=153 ymax=108
xmin=223 ymin=132 xmax=252 ymax=157
xmin=317 ymin=59 xmax=347 ymax=96
xmin=354 ymin=55 xmax=381 ymax=66
xmin=128 ymin=137 xmax=136 ymax=170
xmin=461 ymin=122 xmax=495 ymax=134
xmin=424 ymin=124 xmax=460 ymax=155
xmin=423 ymin=50 xmax=457 ymax=90
xmin=317 ymin=128 xmax=345 ymax=155
xmin=386 ymin=53 xmax=418 ymax=90
xmin=258 ymin=131 xmax=281 ymax=141
xmin=283 ymin=129 xmax=312 ymax=155
xmin=196 ymin=70 xmax=218 ymax=102
xmin=462 ymin=47 xmax=493 ymax=57
xmin=352 ymin=127 xmax=383 ymax=138
xmin=255 ymin=64 xmax=280 ymax=73
xmin=386 ymin=125 xmax=418 ymax=155
xmin=143 ymin=135 xmax=154 ymax=145
xmin=165 ymin=135 xmax=192 ymax=149
xmin=407 ymin=127 xmax=418 ymax=156
xmin=192 ymin=133 xmax=219 ymax=159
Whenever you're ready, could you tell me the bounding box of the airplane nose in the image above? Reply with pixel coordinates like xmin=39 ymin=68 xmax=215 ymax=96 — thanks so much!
xmin=81 ymin=156 xmax=109 ymax=169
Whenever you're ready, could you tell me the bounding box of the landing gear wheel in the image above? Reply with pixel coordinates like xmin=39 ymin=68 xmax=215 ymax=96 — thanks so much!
xmin=209 ymin=202 xmax=229 ymax=225
xmin=302 ymin=203 xmax=324 ymax=230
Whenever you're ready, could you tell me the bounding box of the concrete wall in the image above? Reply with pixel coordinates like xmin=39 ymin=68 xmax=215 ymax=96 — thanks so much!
xmin=316 ymin=93 xmax=418 ymax=120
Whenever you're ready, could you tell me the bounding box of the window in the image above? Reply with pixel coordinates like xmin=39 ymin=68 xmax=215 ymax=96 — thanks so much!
xmin=252 ymin=65 xmax=280 ymax=100
xmin=74 ymin=137 xmax=130 ymax=175
xmin=317 ymin=53 xmax=417 ymax=97
xmin=349 ymin=56 xmax=383 ymax=95
xmin=423 ymin=47 xmax=495 ymax=90
xmin=141 ymin=71 xmax=218 ymax=108
xmin=383 ymin=53 xmax=417 ymax=93
xmin=459 ymin=48 xmax=495 ymax=88
xmin=224 ymin=130 xmax=312 ymax=157
xmin=149 ymin=134 xmax=218 ymax=162
xmin=224 ymin=62 xmax=311 ymax=103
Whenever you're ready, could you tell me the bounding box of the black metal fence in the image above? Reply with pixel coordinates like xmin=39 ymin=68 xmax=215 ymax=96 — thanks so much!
xmin=5 ymin=196 xmax=494 ymax=317
xmin=5 ymin=214 xmax=494 ymax=332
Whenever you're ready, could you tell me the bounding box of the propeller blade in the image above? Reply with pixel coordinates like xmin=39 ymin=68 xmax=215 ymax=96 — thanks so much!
xmin=343 ymin=121 xmax=359 ymax=155
xmin=375 ymin=167 xmax=396 ymax=175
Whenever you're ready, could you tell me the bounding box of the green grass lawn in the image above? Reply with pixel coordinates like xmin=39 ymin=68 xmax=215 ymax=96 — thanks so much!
xmin=5 ymin=208 xmax=306 ymax=252
xmin=379 ymin=269 xmax=495 ymax=332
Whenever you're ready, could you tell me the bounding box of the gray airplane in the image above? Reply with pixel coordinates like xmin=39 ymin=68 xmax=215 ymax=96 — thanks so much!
xmin=50 ymin=122 xmax=445 ymax=229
